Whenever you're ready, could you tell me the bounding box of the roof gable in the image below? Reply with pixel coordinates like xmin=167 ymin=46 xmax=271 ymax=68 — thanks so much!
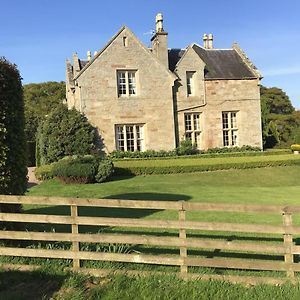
xmin=74 ymin=26 xmax=176 ymax=81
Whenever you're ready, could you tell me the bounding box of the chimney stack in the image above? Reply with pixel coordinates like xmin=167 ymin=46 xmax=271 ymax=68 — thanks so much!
xmin=151 ymin=13 xmax=169 ymax=68
xmin=203 ymin=33 xmax=213 ymax=49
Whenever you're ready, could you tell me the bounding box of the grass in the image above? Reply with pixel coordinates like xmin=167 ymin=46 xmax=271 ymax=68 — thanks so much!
xmin=2 ymin=165 xmax=300 ymax=297
xmin=1 ymin=267 xmax=300 ymax=299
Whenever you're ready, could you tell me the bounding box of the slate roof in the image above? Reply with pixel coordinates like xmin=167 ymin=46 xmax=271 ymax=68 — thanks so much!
xmin=168 ymin=45 xmax=257 ymax=80
xmin=79 ymin=60 xmax=88 ymax=70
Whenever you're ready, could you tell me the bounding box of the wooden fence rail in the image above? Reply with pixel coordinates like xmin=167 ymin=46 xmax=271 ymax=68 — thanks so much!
xmin=0 ymin=195 xmax=300 ymax=284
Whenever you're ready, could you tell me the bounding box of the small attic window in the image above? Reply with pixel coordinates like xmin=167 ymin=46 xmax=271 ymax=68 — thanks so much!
xmin=123 ymin=36 xmax=128 ymax=47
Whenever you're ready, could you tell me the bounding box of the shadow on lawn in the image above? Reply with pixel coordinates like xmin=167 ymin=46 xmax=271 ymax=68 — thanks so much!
xmin=25 ymin=192 xmax=191 ymax=233
xmin=0 ymin=269 xmax=66 ymax=300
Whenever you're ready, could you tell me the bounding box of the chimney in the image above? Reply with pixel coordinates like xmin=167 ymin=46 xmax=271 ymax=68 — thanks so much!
xmin=151 ymin=13 xmax=169 ymax=68
xmin=73 ymin=52 xmax=80 ymax=77
xmin=203 ymin=33 xmax=213 ymax=49
xmin=87 ymin=50 xmax=92 ymax=61
xmin=208 ymin=33 xmax=213 ymax=49
xmin=203 ymin=34 xmax=208 ymax=48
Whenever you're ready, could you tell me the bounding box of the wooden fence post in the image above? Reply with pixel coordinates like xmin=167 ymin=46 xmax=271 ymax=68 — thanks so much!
xmin=282 ymin=212 xmax=294 ymax=278
xmin=179 ymin=202 xmax=187 ymax=275
xmin=71 ymin=205 xmax=80 ymax=269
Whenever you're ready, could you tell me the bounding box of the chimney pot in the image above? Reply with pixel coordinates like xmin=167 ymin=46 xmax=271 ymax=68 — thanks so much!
xmin=208 ymin=33 xmax=213 ymax=49
xmin=87 ymin=50 xmax=92 ymax=61
xmin=156 ymin=13 xmax=164 ymax=32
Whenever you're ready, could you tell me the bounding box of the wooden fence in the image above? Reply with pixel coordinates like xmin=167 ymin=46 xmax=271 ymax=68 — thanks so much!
xmin=1 ymin=195 xmax=300 ymax=285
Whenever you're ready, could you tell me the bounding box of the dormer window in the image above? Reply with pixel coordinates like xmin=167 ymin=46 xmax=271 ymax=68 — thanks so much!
xmin=186 ymin=71 xmax=196 ymax=96
xmin=117 ymin=70 xmax=137 ymax=97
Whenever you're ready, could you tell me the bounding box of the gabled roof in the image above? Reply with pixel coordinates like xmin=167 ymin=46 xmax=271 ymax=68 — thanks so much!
xmin=73 ymin=26 xmax=176 ymax=81
xmin=168 ymin=44 xmax=258 ymax=80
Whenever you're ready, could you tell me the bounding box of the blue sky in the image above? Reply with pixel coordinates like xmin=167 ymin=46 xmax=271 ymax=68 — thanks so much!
xmin=1 ymin=0 xmax=300 ymax=109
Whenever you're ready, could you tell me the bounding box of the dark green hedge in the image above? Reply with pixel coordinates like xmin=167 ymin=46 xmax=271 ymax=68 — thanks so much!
xmin=114 ymin=158 xmax=300 ymax=176
xmin=0 ymin=57 xmax=27 ymax=197
xmin=35 ymin=156 xmax=114 ymax=184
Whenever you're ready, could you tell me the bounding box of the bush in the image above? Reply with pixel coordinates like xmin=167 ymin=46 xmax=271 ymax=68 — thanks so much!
xmin=51 ymin=156 xmax=99 ymax=184
xmin=36 ymin=104 xmax=97 ymax=165
xmin=176 ymin=139 xmax=198 ymax=156
xmin=95 ymin=159 xmax=114 ymax=183
xmin=34 ymin=164 xmax=55 ymax=181
xmin=291 ymin=144 xmax=300 ymax=152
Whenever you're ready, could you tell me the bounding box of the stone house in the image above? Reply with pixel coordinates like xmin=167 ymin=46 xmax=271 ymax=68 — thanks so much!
xmin=66 ymin=14 xmax=263 ymax=153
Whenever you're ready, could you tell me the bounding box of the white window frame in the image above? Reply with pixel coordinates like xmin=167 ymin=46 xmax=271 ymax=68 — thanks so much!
xmin=117 ymin=70 xmax=137 ymax=97
xmin=184 ymin=113 xmax=201 ymax=148
xmin=115 ymin=124 xmax=144 ymax=151
xmin=186 ymin=71 xmax=196 ymax=96
xmin=222 ymin=111 xmax=238 ymax=147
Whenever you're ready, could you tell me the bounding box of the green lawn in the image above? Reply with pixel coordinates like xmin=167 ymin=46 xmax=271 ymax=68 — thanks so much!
xmin=25 ymin=165 xmax=300 ymax=235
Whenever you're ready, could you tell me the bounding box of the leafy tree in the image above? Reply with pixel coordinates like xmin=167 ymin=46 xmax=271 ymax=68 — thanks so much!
xmin=260 ymin=86 xmax=300 ymax=148
xmin=260 ymin=86 xmax=294 ymax=115
xmin=0 ymin=57 xmax=27 ymax=216
xmin=37 ymin=104 xmax=97 ymax=165
xmin=24 ymin=81 xmax=65 ymax=165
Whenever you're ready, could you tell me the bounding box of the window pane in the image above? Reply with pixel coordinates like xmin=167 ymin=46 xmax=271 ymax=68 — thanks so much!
xmin=231 ymin=112 xmax=237 ymax=128
xmin=194 ymin=132 xmax=201 ymax=147
xmin=126 ymin=126 xmax=134 ymax=151
xmin=223 ymin=131 xmax=229 ymax=146
xmin=116 ymin=126 xmax=125 ymax=151
xmin=128 ymin=72 xmax=136 ymax=95
xmin=118 ymin=72 xmax=126 ymax=95
xmin=194 ymin=114 xmax=200 ymax=131
xmin=222 ymin=112 xmax=229 ymax=129
xmin=231 ymin=130 xmax=238 ymax=146
xmin=184 ymin=114 xmax=192 ymax=131
xmin=185 ymin=132 xmax=192 ymax=140
xmin=186 ymin=72 xmax=195 ymax=96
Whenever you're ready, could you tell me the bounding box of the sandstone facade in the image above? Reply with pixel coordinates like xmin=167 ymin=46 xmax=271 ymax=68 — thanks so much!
xmin=66 ymin=14 xmax=263 ymax=153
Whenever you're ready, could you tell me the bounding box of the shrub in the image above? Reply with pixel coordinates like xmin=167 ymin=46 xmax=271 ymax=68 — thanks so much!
xmin=95 ymin=159 xmax=114 ymax=183
xmin=34 ymin=164 xmax=55 ymax=181
xmin=176 ymin=139 xmax=198 ymax=156
xmin=291 ymin=144 xmax=300 ymax=152
xmin=36 ymin=104 xmax=97 ymax=165
xmin=51 ymin=156 xmax=99 ymax=184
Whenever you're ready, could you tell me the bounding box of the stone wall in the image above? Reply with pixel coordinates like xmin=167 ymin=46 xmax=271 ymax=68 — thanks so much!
xmin=73 ymin=27 xmax=176 ymax=152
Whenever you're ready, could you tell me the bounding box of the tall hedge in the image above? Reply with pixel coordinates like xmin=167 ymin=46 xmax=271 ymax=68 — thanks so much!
xmin=0 ymin=57 xmax=27 ymax=214
xmin=36 ymin=104 xmax=97 ymax=165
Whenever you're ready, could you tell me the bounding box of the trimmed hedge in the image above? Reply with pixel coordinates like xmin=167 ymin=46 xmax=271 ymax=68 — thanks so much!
xmin=291 ymin=144 xmax=300 ymax=152
xmin=114 ymin=155 xmax=300 ymax=176
xmin=109 ymin=145 xmax=261 ymax=159
xmin=35 ymin=156 xmax=114 ymax=184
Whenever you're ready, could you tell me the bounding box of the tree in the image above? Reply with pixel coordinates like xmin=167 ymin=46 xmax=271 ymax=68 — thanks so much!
xmin=260 ymin=86 xmax=294 ymax=115
xmin=23 ymin=81 xmax=65 ymax=165
xmin=0 ymin=57 xmax=27 ymax=216
xmin=260 ymin=86 xmax=300 ymax=148
xmin=36 ymin=104 xmax=98 ymax=165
